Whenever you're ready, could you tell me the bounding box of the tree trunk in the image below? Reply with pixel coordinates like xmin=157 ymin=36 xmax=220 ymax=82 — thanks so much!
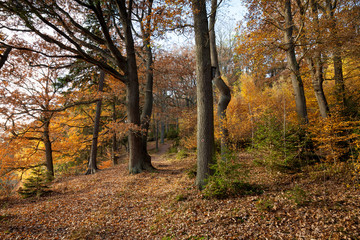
xmin=140 ymin=28 xmax=155 ymax=170
xmin=112 ymin=100 xmax=119 ymax=165
xmin=325 ymin=0 xmax=346 ymax=107
xmin=43 ymin=120 xmax=54 ymax=177
xmin=155 ymin=118 xmax=159 ymax=151
xmin=192 ymin=0 xmax=215 ymax=190
xmin=209 ymin=0 xmax=231 ymax=157
xmin=120 ymin=4 xmax=146 ymax=174
xmin=307 ymin=57 xmax=329 ymax=118
xmin=0 ymin=47 xmax=11 ymax=69
xmin=160 ymin=120 xmax=165 ymax=144
xmin=86 ymin=70 xmax=105 ymax=175
xmin=284 ymin=0 xmax=308 ymax=123
xmin=307 ymin=0 xmax=330 ymax=118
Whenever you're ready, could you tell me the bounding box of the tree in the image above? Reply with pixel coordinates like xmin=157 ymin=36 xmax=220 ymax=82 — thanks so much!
xmin=192 ymin=0 xmax=215 ymax=189
xmin=86 ymin=70 xmax=105 ymax=175
xmin=0 ymin=53 xmax=64 ymax=177
xmin=0 ymin=0 xmax=152 ymax=173
xmin=209 ymin=0 xmax=231 ymax=156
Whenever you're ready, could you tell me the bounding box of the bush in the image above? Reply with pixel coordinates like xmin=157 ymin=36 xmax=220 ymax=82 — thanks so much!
xmin=202 ymin=153 xmax=257 ymax=199
xmin=251 ymin=115 xmax=315 ymax=172
xmin=18 ymin=167 xmax=52 ymax=198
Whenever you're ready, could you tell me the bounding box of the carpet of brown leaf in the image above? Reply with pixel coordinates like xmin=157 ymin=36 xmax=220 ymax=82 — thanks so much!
xmin=1 ymin=142 xmax=359 ymax=239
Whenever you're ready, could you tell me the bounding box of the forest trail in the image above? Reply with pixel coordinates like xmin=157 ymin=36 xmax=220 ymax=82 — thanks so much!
xmin=147 ymin=140 xmax=173 ymax=162
xmin=0 ymin=146 xmax=360 ymax=239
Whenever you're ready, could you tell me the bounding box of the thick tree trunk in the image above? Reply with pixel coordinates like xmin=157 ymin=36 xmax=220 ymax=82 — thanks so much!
xmin=192 ymin=0 xmax=215 ymax=190
xmin=86 ymin=70 xmax=105 ymax=175
xmin=284 ymin=0 xmax=308 ymax=123
xmin=209 ymin=0 xmax=231 ymax=156
xmin=120 ymin=3 xmax=146 ymax=174
xmin=43 ymin=120 xmax=54 ymax=177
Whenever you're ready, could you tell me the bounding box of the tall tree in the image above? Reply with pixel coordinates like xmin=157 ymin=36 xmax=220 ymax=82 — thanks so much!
xmin=0 ymin=0 xmax=150 ymax=174
xmin=192 ymin=0 xmax=215 ymax=189
xmin=86 ymin=70 xmax=105 ymax=175
xmin=284 ymin=0 xmax=308 ymax=123
xmin=209 ymin=0 xmax=231 ymax=156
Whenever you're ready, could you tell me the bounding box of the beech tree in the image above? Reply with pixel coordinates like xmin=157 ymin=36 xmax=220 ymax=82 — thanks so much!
xmin=209 ymin=0 xmax=231 ymax=156
xmin=0 ymin=0 xmax=154 ymax=173
xmin=192 ymin=0 xmax=215 ymax=189
xmin=86 ymin=70 xmax=105 ymax=175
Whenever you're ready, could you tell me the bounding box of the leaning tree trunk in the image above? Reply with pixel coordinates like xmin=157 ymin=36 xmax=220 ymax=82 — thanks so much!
xmin=43 ymin=119 xmax=54 ymax=178
xmin=192 ymin=0 xmax=215 ymax=190
xmin=284 ymin=0 xmax=308 ymax=124
xmin=86 ymin=70 xmax=105 ymax=175
xmin=209 ymin=0 xmax=231 ymax=157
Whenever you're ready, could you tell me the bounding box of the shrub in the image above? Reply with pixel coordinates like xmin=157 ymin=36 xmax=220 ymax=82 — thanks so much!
xmin=251 ymin=114 xmax=315 ymax=172
xmin=202 ymin=153 xmax=255 ymax=199
xmin=18 ymin=167 xmax=52 ymax=198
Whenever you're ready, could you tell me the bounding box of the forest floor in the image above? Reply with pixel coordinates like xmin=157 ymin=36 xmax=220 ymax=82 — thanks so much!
xmin=0 ymin=141 xmax=360 ymax=239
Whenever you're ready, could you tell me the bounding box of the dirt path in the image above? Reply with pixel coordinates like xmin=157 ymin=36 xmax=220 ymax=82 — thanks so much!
xmin=147 ymin=140 xmax=173 ymax=162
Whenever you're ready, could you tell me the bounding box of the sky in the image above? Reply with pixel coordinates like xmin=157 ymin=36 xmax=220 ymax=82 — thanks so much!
xmin=159 ymin=0 xmax=247 ymax=49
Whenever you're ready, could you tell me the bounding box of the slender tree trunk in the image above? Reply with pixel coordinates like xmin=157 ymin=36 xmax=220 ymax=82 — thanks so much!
xmin=192 ymin=0 xmax=215 ymax=190
xmin=155 ymin=118 xmax=159 ymax=151
xmin=160 ymin=120 xmax=165 ymax=144
xmin=325 ymin=0 xmax=346 ymax=107
xmin=112 ymin=100 xmax=119 ymax=165
xmin=43 ymin=120 xmax=54 ymax=177
xmin=140 ymin=26 xmax=155 ymax=170
xmin=284 ymin=0 xmax=308 ymax=123
xmin=86 ymin=70 xmax=105 ymax=175
xmin=209 ymin=0 xmax=231 ymax=156
xmin=308 ymin=0 xmax=329 ymax=118
xmin=307 ymin=57 xmax=329 ymax=118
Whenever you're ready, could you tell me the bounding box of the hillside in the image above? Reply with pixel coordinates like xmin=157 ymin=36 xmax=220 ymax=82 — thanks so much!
xmin=0 ymin=142 xmax=360 ymax=239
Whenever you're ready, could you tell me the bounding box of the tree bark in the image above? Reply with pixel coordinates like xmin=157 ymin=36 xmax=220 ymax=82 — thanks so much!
xmin=140 ymin=2 xmax=155 ymax=170
xmin=119 ymin=2 xmax=146 ymax=174
xmin=0 ymin=47 xmax=11 ymax=69
xmin=112 ymin=100 xmax=119 ymax=165
xmin=43 ymin=120 xmax=54 ymax=177
xmin=86 ymin=70 xmax=105 ymax=175
xmin=192 ymin=0 xmax=215 ymax=190
xmin=307 ymin=0 xmax=330 ymax=118
xmin=325 ymin=0 xmax=346 ymax=107
xmin=209 ymin=0 xmax=231 ymax=156
xmin=160 ymin=120 xmax=165 ymax=144
xmin=284 ymin=0 xmax=308 ymax=123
